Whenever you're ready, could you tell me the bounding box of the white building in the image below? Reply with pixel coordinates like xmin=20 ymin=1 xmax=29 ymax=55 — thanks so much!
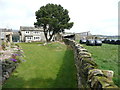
xmin=19 ymin=26 xmax=46 ymax=42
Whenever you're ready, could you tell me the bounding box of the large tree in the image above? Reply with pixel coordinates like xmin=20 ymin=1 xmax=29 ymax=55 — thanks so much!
xmin=34 ymin=3 xmax=74 ymax=42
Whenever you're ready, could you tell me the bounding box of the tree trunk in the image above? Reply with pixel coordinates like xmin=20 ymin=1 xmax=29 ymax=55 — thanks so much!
xmin=43 ymin=26 xmax=55 ymax=42
xmin=44 ymin=29 xmax=48 ymax=42
xmin=43 ymin=25 xmax=49 ymax=42
xmin=48 ymin=31 xmax=54 ymax=41
xmin=44 ymin=31 xmax=49 ymax=42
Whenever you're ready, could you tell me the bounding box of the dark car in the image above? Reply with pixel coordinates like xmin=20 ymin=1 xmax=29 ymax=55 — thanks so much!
xmin=101 ymin=39 xmax=105 ymax=43
xmin=79 ymin=39 xmax=86 ymax=44
xmin=104 ymin=39 xmax=108 ymax=43
xmin=107 ymin=39 xmax=112 ymax=44
xmin=116 ymin=39 xmax=120 ymax=45
xmin=95 ymin=40 xmax=102 ymax=46
xmin=111 ymin=39 xmax=118 ymax=44
xmin=104 ymin=39 xmax=110 ymax=44
xmin=86 ymin=40 xmax=95 ymax=46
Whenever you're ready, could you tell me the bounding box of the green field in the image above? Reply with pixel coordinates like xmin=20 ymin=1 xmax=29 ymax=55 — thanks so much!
xmin=3 ymin=42 xmax=77 ymax=88
xmin=82 ymin=44 xmax=119 ymax=87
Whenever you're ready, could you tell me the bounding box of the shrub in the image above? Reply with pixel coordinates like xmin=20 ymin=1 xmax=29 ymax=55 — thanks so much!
xmin=2 ymin=41 xmax=6 ymax=50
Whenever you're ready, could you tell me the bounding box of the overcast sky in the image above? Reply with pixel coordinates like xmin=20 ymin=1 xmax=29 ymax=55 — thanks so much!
xmin=0 ymin=0 xmax=119 ymax=35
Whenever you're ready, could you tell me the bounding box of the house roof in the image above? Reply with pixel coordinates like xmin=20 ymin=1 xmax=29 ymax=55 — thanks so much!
xmin=0 ymin=28 xmax=12 ymax=32
xmin=20 ymin=26 xmax=43 ymax=31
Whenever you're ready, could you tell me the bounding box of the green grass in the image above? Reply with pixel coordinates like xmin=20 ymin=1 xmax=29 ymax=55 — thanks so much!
xmin=82 ymin=44 xmax=120 ymax=87
xmin=3 ymin=42 xmax=77 ymax=88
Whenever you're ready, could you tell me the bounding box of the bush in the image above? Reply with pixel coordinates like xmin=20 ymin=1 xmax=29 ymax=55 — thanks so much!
xmin=2 ymin=41 xmax=6 ymax=50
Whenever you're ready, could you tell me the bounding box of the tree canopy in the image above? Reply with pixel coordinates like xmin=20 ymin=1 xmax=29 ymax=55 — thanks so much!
xmin=34 ymin=3 xmax=74 ymax=42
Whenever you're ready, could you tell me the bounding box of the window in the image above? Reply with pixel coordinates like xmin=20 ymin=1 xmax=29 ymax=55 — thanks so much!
xmin=33 ymin=37 xmax=40 ymax=40
xmin=34 ymin=31 xmax=39 ymax=34
xmin=26 ymin=31 xmax=29 ymax=33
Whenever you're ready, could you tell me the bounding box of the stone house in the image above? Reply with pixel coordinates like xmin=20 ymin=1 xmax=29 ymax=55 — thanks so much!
xmin=0 ymin=28 xmax=13 ymax=44
xmin=19 ymin=26 xmax=46 ymax=42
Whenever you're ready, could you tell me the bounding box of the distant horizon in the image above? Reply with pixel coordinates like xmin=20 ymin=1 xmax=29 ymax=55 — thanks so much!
xmin=0 ymin=26 xmax=119 ymax=36
xmin=7 ymin=28 xmax=118 ymax=36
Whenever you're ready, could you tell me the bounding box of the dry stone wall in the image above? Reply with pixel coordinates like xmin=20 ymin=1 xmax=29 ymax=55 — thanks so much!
xmin=63 ymin=38 xmax=118 ymax=89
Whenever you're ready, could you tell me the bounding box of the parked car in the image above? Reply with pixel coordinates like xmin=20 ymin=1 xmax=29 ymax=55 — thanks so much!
xmin=111 ymin=39 xmax=117 ymax=44
xmin=102 ymin=38 xmax=120 ymax=45
xmin=101 ymin=39 xmax=105 ymax=43
xmin=79 ymin=39 xmax=86 ymax=44
xmin=95 ymin=40 xmax=102 ymax=46
xmin=104 ymin=39 xmax=108 ymax=43
xmin=104 ymin=39 xmax=111 ymax=44
xmin=86 ymin=40 xmax=95 ymax=46
xmin=108 ymin=39 xmax=112 ymax=44
xmin=116 ymin=39 xmax=120 ymax=45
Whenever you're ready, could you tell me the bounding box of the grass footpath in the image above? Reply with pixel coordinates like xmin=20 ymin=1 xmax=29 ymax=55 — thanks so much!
xmin=82 ymin=44 xmax=120 ymax=87
xmin=3 ymin=42 xmax=77 ymax=88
